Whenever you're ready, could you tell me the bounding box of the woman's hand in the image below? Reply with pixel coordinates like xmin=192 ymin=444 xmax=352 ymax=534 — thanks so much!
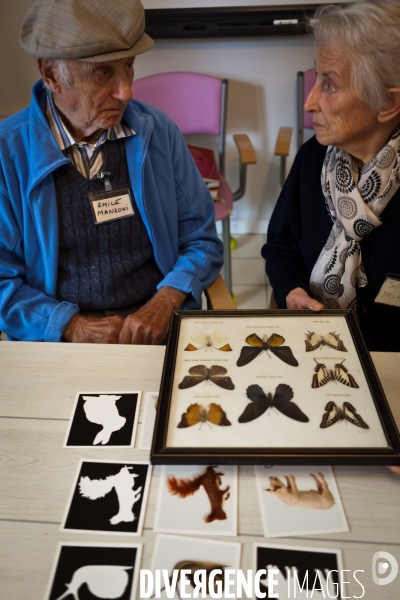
xmin=286 ymin=287 xmax=324 ymax=311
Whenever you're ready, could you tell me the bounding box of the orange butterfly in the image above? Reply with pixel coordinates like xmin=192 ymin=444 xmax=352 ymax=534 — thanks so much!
xmin=177 ymin=403 xmax=232 ymax=428
xmin=237 ymin=333 xmax=298 ymax=367
xmin=185 ymin=332 xmax=232 ymax=352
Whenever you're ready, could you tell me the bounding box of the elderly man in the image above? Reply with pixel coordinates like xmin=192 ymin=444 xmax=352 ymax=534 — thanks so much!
xmin=0 ymin=0 xmax=223 ymax=344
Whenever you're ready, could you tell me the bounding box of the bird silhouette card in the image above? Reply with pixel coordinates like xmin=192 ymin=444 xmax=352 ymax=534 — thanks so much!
xmin=149 ymin=534 xmax=241 ymax=599
xmin=255 ymin=465 xmax=349 ymax=538
xmin=154 ymin=464 xmax=237 ymax=536
xmin=61 ymin=460 xmax=151 ymax=536
xmin=254 ymin=543 xmax=344 ymax=599
xmin=152 ymin=309 xmax=400 ymax=465
xmin=138 ymin=391 xmax=159 ymax=450
xmin=64 ymin=391 xmax=141 ymax=447
xmin=45 ymin=542 xmax=142 ymax=600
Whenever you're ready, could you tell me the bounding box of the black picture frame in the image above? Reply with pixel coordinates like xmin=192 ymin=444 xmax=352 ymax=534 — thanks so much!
xmin=151 ymin=309 xmax=400 ymax=465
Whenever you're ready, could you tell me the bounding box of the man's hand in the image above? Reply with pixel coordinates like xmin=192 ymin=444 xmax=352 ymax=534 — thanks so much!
xmin=118 ymin=287 xmax=188 ymax=345
xmin=286 ymin=287 xmax=324 ymax=311
xmin=63 ymin=314 xmax=125 ymax=343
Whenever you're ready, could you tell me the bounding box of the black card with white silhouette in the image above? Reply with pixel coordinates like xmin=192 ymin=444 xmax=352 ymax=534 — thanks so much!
xmin=254 ymin=543 xmax=343 ymax=599
xmin=46 ymin=542 xmax=141 ymax=600
xmin=64 ymin=392 xmax=141 ymax=447
xmin=62 ymin=460 xmax=151 ymax=535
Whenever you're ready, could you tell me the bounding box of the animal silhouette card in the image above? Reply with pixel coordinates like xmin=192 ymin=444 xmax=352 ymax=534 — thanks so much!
xmin=45 ymin=542 xmax=142 ymax=600
xmin=254 ymin=543 xmax=344 ymax=599
xmin=149 ymin=534 xmax=241 ymax=599
xmin=255 ymin=465 xmax=349 ymax=538
xmin=138 ymin=391 xmax=159 ymax=450
xmin=64 ymin=391 xmax=141 ymax=447
xmin=152 ymin=309 xmax=400 ymax=466
xmin=154 ymin=464 xmax=237 ymax=536
xmin=61 ymin=460 xmax=151 ymax=536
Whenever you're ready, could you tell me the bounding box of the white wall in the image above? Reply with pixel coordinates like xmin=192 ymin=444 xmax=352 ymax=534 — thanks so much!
xmin=135 ymin=36 xmax=314 ymax=233
xmin=0 ymin=0 xmax=315 ymax=233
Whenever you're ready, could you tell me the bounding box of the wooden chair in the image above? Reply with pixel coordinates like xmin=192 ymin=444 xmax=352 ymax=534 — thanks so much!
xmin=205 ymin=274 xmax=236 ymax=310
xmin=274 ymin=68 xmax=317 ymax=187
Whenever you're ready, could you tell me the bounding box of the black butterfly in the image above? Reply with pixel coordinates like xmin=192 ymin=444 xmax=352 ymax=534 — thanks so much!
xmin=236 ymin=333 xmax=298 ymax=367
xmin=320 ymin=401 xmax=369 ymax=429
xmin=238 ymin=384 xmax=309 ymax=423
xmin=178 ymin=365 xmax=235 ymax=390
xmin=312 ymin=359 xmax=359 ymax=389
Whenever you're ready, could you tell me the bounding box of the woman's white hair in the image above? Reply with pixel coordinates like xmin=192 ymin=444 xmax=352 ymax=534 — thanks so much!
xmin=309 ymin=0 xmax=400 ymax=111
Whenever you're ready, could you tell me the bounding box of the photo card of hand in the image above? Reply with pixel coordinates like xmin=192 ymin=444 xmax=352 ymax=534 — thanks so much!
xmin=237 ymin=333 xmax=298 ymax=367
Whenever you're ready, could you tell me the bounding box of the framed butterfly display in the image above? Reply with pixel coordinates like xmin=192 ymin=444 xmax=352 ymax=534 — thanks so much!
xmin=151 ymin=309 xmax=400 ymax=466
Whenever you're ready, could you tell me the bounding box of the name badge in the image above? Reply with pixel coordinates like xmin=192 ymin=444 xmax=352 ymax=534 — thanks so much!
xmin=89 ymin=187 xmax=134 ymax=225
xmin=374 ymin=274 xmax=400 ymax=308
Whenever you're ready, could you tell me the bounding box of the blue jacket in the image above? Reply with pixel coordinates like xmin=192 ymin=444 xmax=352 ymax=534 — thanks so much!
xmin=0 ymin=82 xmax=223 ymax=341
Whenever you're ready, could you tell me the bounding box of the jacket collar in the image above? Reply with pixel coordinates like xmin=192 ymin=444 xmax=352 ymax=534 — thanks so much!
xmin=28 ymin=80 xmax=154 ymax=192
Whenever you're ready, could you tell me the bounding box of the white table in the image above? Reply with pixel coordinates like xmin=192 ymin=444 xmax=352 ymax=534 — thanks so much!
xmin=0 ymin=343 xmax=399 ymax=599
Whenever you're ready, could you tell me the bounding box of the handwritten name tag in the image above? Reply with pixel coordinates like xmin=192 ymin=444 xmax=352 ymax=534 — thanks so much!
xmin=374 ymin=274 xmax=400 ymax=308
xmin=89 ymin=188 xmax=134 ymax=225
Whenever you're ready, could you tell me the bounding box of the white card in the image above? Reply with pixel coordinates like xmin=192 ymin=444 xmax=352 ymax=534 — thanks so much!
xmin=255 ymin=465 xmax=349 ymax=538
xmin=374 ymin=275 xmax=400 ymax=307
xmin=92 ymin=193 xmax=134 ymax=224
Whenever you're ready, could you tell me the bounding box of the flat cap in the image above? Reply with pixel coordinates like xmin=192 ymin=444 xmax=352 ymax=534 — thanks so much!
xmin=20 ymin=0 xmax=154 ymax=62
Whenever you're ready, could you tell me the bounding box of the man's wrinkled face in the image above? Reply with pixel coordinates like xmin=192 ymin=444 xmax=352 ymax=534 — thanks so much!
xmin=54 ymin=57 xmax=135 ymax=142
xmin=304 ymin=44 xmax=379 ymax=159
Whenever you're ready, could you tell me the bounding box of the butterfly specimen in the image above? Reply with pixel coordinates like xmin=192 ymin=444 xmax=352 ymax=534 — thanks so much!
xmin=238 ymin=384 xmax=309 ymax=423
xmin=178 ymin=364 xmax=235 ymax=390
xmin=236 ymin=333 xmax=298 ymax=367
xmin=312 ymin=359 xmax=359 ymax=389
xmin=320 ymin=401 xmax=369 ymax=429
xmin=185 ymin=331 xmax=232 ymax=352
xmin=305 ymin=331 xmax=348 ymax=352
xmin=177 ymin=403 xmax=232 ymax=428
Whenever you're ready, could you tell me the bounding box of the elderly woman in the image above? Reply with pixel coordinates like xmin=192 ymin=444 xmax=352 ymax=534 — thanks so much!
xmin=262 ymin=0 xmax=400 ymax=351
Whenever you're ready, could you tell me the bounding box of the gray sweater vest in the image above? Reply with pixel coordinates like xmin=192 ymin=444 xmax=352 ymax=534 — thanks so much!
xmin=54 ymin=138 xmax=162 ymax=310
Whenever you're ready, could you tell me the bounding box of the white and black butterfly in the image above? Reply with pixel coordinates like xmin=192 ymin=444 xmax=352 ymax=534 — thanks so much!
xmin=320 ymin=401 xmax=369 ymax=429
xmin=312 ymin=359 xmax=359 ymax=389
xmin=184 ymin=332 xmax=232 ymax=352
xmin=305 ymin=331 xmax=348 ymax=352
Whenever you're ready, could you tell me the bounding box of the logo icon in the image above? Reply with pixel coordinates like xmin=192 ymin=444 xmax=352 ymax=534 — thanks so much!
xmin=372 ymin=551 xmax=398 ymax=586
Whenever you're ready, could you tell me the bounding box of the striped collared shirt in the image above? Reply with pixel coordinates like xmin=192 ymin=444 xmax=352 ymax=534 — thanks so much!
xmin=46 ymin=93 xmax=135 ymax=179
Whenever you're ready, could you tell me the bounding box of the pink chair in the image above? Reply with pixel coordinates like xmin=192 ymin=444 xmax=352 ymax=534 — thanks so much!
xmin=131 ymin=71 xmax=256 ymax=294
xmin=274 ymin=68 xmax=317 ymax=186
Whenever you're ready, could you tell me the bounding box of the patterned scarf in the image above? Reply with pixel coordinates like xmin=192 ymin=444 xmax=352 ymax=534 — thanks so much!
xmin=310 ymin=125 xmax=400 ymax=311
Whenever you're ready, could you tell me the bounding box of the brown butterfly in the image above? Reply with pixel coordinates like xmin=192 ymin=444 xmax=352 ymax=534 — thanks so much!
xmin=177 ymin=403 xmax=232 ymax=428
xmin=237 ymin=333 xmax=298 ymax=367
xmin=305 ymin=331 xmax=348 ymax=352
xmin=185 ymin=332 xmax=232 ymax=352
xmin=312 ymin=359 xmax=359 ymax=389
xmin=178 ymin=365 xmax=235 ymax=390
xmin=320 ymin=401 xmax=369 ymax=429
